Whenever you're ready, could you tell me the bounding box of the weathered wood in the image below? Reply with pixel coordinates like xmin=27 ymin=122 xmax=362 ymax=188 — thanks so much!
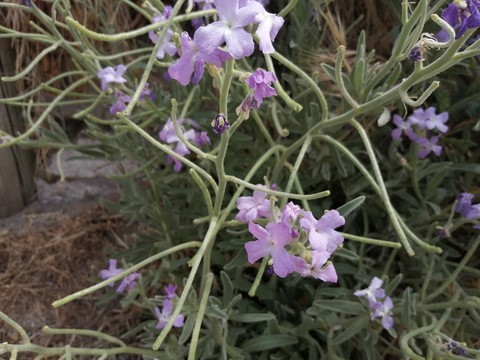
xmin=0 ymin=39 xmax=35 ymax=218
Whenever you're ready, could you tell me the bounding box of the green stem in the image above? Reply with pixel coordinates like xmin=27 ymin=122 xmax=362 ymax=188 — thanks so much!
xmin=188 ymin=273 xmax=214 ymax=360
xmin=42 ymin=326 xmax=125 ymax=347
xmin=153 ymin=220 xmax=218 ymax=350
xmin=335 ymin=46 xmax=359 ymax=109
xmin=341 ymin=233 xmax=401 ymax=248
xmin=248 ymin=257 xmax=269 ymax=297
xmin=349 ymin=118 xmax=414 ymax=256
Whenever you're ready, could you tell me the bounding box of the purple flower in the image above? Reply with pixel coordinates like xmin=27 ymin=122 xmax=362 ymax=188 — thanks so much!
xmin=211 ymin=113 xmax=230 ymax=134
xmin=195 ymin=0 xmax=264 ymax=59
xmin=194 ymin=0 xmax=214 ymax=10
xmin=408 ymin=107 xmax=436 ymax=130
xmin=254 ymin=10 xmax=284 ymax=54
xmin=168 ymin=32 xmax=230 ymax=86
xmin=416 ymin=135 xmax=442 ymax=159
xmin=154 ymin=299 xmax=185 ymax=329
xmin=281 ymin=201 xmax=303 ymax=224
xmin=109 ymin=92 xmax=131 ymax=115
xmin=371 ymin=296 xmax=394 ymax=330
xmin=97 ymin=65 xmax=127 ymax=92
xmin=99 ymin=259 xmax=141 ymax=294
xmin=116 ymin=273 xmax=141 ymax=294
xmin=99 ymin=259 xmax=124 ymax=283
xmin=159 ymin=119 xmax=211 ymax=172
xmin=424 ymin=110 xmax=449 ymax=133
xmin=245 ymin=221 xmax=298 ymax=278
xmin=148 ymin=7 xmax=177 ymax=60
xmin=391 ymin=114 xmax=417 ymax=141
xmin=21 ymin=0 xmax=32 ymax=7
xmin=299 ymin=209 xmax=345 ymax=254
xmin=354 ymin=277 xmax=386 ymax=308
xmin=246 ymin=69 xmax=277 ymax=106
xmin=139 ymin=83 xmax=156 ymax=101
xmin=236 ymin=186 xmax=272 ymax=222
xmin=408 ymin=46 xmax=423 ymax=62
xmin=438 ymin=0 xmax=480 ymax=40
xmin=297 ymin=250 xmax=338 ymax=282
xmin=455 ymin=192 xmax=475 ymax=217
xmin=164 ymin=284 xmax=178 ymax=299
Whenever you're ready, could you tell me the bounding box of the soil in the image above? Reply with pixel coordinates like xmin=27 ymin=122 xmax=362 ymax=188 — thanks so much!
xmin=0 ymin=139 xmax=142 ymax=359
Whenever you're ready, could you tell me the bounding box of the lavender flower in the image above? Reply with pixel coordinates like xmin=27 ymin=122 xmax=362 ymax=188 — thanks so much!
xmin=99 ymin=259 xmax=141 ymax=294
xmin=455 ymin=192 xmax=480 ymax=219
xmin=195 ymin=0 xmax=264 ymax=59
xmin=97 ymin=65 xmax=127 ymax=92
xmin=355 ymin=277 xmax=394 ymax=330
xmin=154 ymin=299 xmax=185 ymax=329
xmin=424 ymin=110 xmax=449 ymax=133
xmin=353 ymin=277 xmax=386 ymax=307
xmin=245 ymin=221 xmax=299 ymax=278
xmin=168 ymin=32 xmax=230 ymax=86
xmin=246 ymin=69 xmax=277 ymax=107
xmin=109 ymin=92 xmax=131 ymax=115
xmin=297 ymin=250 xmax=338 ymax=282
xmin=416 ymin=135 xmax=443 ymax=159
xmin=139 ymin=83 xmax=156 ymax=101
xmin=391 ymin=114 xmax=417 ymax=141
xmin=236 ymin=185 xmax=272 ymax=222
xmin=371 ymin=296 xmax=394 ymax=330
xmin=158 ymin=118 xmax=211 ymax=172
xmin=408 ymin=107 xmax=436 ymax=130
xmin=116 ymin=273 xmax=141 ymax=293
xmin=299 ymin=210 xmax=345 ymax=254
xmin=164 ymin=284 xmax=178 ymax=299
xmin=254 ymin=9 xmax=285 ymax=54
xmin=281 ymin=201 xmax=303 ymax=224
xmin=408 ymin=46 xmax=424 ymax=62
xmin=148 ymin=7 xmax=177 ymax=60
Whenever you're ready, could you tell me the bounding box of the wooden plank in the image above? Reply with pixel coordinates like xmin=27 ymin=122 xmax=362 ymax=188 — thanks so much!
xmin=0 ymin=39 xmax=35 ymax=218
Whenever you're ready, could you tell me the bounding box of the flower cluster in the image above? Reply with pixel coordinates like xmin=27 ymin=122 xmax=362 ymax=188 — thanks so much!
xmin=159 ymin=118 xmax=211 ymax=172
xmin=437 ymin=0 xmax=480 ymax=41
xmin=391 ymin=107 xmax=449 ymax=159
xmin=455 ymin=192 xmax=480 ymax=229
xmin=354 ymin=277 xmax=394 ymax=330
xmin=99 ymin=259 xmax=141 ymax=294
xmin=237 ymin=68 xmax=277 ymax=118
xmin=168 ymin=0 xmax=284 ymax=85
xmin=237 ymin=187 xmax=345 ymax=281
xmin=154 ymin=284 xmax=185 ymax=329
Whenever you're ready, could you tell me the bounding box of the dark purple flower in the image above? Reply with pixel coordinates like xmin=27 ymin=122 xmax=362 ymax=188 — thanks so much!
xmin=236 ymin=185 xmax=272 ymax=222
xmin=21 ymin=0 xmax=32 ymax=7
xmin=168 ymin=32 xmax=230 ymax=86
xmin=211 ymin=113 xmax=230 ymax=134
xmin=246 ymin=69 xmax=277 ymax=106
xmin=416 ymin=135 xmax=443 ymax=159
xmin=245 ymin=221 xmax=298 ymax=278
xmin=438 ymin=0 xmax=480 ymax=40
xmin=154 ymin=299 xmax=185 ymax=329
xmin=408 ymin=46 xmax=424 ymax=61
xmin=97 ymin=65 xmax=127 ymax=92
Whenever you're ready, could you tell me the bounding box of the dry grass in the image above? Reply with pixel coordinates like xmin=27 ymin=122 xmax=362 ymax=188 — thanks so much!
xmin=0 ymin=206 xmax=141 ymax=358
